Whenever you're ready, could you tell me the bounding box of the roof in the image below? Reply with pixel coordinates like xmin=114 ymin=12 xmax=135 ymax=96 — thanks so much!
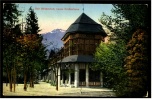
xmin=57 ymin=55 xmax=95 ymax=63
xmin=61 ymin=13 xmax=107 ymax=40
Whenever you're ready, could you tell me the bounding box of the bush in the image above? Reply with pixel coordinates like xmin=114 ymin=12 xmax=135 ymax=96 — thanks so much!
xmin=50 ymin=81 xmax=56 ymax=86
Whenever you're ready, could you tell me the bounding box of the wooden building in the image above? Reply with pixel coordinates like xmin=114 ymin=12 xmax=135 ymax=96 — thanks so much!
xmin=48 ymin=13 xmax=107 ymax=88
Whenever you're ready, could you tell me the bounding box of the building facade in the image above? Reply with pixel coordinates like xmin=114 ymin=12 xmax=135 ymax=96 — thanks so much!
xmin=47 ymin=13 xmax=107 ymax=88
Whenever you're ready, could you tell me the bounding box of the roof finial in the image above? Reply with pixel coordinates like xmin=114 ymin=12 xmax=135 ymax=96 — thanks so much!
xmin=82 ymin=4 xmax=84 ymax=13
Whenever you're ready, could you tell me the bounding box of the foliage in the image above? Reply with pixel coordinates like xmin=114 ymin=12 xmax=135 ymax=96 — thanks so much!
xmin=99 ymin=4 xmax=149 ymax=43
xmin=93 ymin=40 xmax=127 ymax=94
xmin=50 ymin=81 xmax=56 ymax=86
xmin=112 ymin=4 xmax=149 ymax=29
xmin=3 ymin=3 xmax=21 ymax=28
xmin=25 ymin=7 xmax=41 ymax=34
xmin=99 ymin=12 xmax=130 ymax=43
xmin=97 ymin=4 xmax=150 ymax=97
xmin=48 ymin=49 xmax=56 ymax=59
xmin=20 ymin=6 xmax=47 ymax=88
xmin=3 ymin=3 xmax=22 ymax=92
xmin=124 ymin=29 xmax=149 ymax=97
xmin=3 ymin=4 xmax=47 ymax=91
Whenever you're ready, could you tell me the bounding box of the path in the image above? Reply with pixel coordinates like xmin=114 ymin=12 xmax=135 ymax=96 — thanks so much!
xmin=3 ymin=82 xmax=116 ymax=97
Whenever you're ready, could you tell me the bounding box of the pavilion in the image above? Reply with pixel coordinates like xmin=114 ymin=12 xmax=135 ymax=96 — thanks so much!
xmin=47 ymin=13 xmax=107 ymax=88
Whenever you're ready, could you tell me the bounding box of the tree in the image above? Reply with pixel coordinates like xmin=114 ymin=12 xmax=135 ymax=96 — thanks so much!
xmin=3 ymin=3 xmax=21 ymax=28
xmin=18 ymin=6 xmax=47 ymax=90
xmin=99 ymin=12 xmax=130 ymax=43
xmin=46 ymin=49 xmax=56 ymax=82
xmin=93 ymin=40 xmax=127 ymax=96
xmin=124 ymin=29 xmax=149 ymax=97
xmin=16 ymin=34 xmax=44 ymax=90
xmin=25 ymin=6 xmax=41 ymax=35
xmin=112 ymin=4 xmax=150 ymax=97
xmin=112 ymin=4 xmax=149 ymax=30
xmin=97 ymin=4 xmax=150 ymax=97
xmin=99 ymin=4 xmax=149 ymax=43
xmin=3 ymin=3 xmax=22 ymax=92
xmin=48 ymin=49 xmax=56 ymax=59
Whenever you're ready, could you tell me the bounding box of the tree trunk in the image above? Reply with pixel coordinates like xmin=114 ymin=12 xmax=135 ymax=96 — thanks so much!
xmin=6 ymin=69 xmax=11 ymax=86
xmin=56 ymin=67 xmax=58 ymax=91
xmin=32 ymin=75 xmax=34 ymax=88
xmin=13 ymin=67 xmax=16 ymax=92
xmin=6 ymin=68 xmax=11 ymax=91
xmin=23 ymin=73 xmax=27 ymax=91
xmin=6 ymin=82 xmax=8 ymax=86
xmin=32 ymin=80 xmax=34 ymax=88
xmin=8 ymin=69 xmax=14 ymax=92
xmin=30 ymin=75 xmax=32 ymax=87
xmin=10 ymin=70 xmax=13 ymax=92
xmin=8 ymin=73 xmax=12 ymax=92
xmin=30 ymin=71 xmax=34 ymax=88
xmin=16 ymin=73 xmax=18 ymax=86
xmin=6 ymin=73 xmax=8 ymax=87
xmin=10 ymin=81 xmax=12 ymax=92
xmin=6 ymin=65 xmax=14 ymax=92
xmin=13 ymin=80 xmax=15 ymax=92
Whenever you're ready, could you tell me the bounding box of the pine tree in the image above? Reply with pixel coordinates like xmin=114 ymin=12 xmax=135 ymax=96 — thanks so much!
xmin=99 ymin=4 xmax=149 ymax=43
xmin=124 ymin=29 xmax=149 ymax=97
xmin=25 ymin=7 xmax=41 ymax=34
xmin=19 ymin=6 xmax=47 ymax=89
xmin=3 ymin=3 xmax=22 ymax=92
xmin=3 ymin=3 xmax=21 ymax=28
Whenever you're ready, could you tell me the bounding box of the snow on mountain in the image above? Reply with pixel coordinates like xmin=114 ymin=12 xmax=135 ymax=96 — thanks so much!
xmin=41 ymin=29 xmax=66 ymax=53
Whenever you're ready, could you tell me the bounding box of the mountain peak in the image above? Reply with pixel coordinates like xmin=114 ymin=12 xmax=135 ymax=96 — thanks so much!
xmin=50 ymin=29 xmax=66 ymax=34
xmin=41 ymin=28 xmax=65 ymax=49
xmin=41 ymin=28 xmax=66 ymax=57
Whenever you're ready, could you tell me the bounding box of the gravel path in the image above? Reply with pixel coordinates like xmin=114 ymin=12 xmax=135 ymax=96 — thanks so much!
xmin=3 ymin=82 xmax=116 ymax=97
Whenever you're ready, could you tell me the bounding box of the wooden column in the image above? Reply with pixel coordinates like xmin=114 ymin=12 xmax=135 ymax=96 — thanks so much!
xmin=61 ymin=70 xmax=63 ymax=85
xmin=74 ymin=64 xmax=79 ymax=88
xmin=68 ymin=69 xmax=71 ymax=86
xmin=100 ymin=71 xmax=103 ymax=87
xmin=86 ymin=64 xmax=89 ymax=87
xmin=58 ymin=67 xmax=61 ymax=88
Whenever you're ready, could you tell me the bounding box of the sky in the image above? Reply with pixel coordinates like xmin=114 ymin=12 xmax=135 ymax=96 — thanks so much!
xmin=17 ymin=3 xmax=114 ymax=34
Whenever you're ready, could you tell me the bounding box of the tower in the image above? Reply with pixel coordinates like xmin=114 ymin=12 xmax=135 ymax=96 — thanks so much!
xmin=62 ymin=13 xmax=107 ymax=57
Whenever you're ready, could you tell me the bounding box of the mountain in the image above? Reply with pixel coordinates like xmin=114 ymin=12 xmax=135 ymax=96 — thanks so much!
xmin=41 ymin=29 xmax=66 ymax=54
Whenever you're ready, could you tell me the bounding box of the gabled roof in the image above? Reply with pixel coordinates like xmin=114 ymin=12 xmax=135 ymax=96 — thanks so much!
xmin=61 ymin=13 xmax=107 ymax=40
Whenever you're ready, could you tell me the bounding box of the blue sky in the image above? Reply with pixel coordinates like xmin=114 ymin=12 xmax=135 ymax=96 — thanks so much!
xmin=17 ymin=3 xmax=114 ymax=34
